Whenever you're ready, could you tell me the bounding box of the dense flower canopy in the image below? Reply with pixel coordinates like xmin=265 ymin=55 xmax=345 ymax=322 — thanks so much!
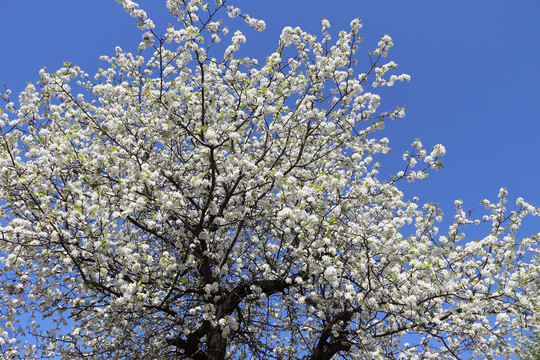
xmin=1 ymin=0 xmax=539 ymax=359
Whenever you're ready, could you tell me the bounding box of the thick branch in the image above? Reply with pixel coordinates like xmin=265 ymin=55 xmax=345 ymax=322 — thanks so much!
xmin=310 ymin=310 xmax=354 ymax=360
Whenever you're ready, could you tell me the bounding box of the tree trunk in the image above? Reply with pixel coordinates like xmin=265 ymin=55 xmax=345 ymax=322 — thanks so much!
xmin=207 ymin=329 xmax=227 ymax=360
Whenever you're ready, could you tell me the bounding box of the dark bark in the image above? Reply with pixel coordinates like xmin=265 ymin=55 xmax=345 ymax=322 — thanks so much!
xmin=168 ymin=277 xmax=292 ymax=359
xmin=310 ymin=334 xmax=352 ymax=360
xmin=310 ymin=310 xmax=354 ymax=360
xmin=207 ymin=329 xmax=227 ymax=360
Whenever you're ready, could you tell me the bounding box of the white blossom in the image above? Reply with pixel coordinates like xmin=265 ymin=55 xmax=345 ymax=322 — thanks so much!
xmin=0 ymin=1 xmax=538 ymax=359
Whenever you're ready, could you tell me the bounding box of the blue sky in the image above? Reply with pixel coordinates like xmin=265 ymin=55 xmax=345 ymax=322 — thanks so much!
xmin=1 ymin=0 xmax=539 ymax=230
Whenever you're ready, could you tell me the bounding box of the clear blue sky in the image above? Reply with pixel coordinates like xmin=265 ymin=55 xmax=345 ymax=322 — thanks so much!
xmin=1 ymin=0 xmax=539 ymax=230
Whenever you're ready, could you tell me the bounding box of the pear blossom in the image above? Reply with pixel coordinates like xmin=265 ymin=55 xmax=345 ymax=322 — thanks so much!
xmin=0 ymin=1 xmax=539 ymax=359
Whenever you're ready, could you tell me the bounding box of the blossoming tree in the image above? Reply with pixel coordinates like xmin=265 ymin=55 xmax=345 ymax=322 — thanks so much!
xmin=1 ymin=0 xmax=539 ymax=359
